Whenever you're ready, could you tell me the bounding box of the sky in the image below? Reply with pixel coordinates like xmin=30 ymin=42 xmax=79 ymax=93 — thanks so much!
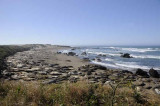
xmin=0 ymin=0 xmax=160 ymax=46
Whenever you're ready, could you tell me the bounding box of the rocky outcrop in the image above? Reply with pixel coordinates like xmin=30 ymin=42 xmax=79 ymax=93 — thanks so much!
xmin=121 ymin=53 xmax=132 ymax=58
xmin=81 ymin=52 xmax=87 ymax=55
xmin=135 ymin=69 xmax=149 ymax=77
xmin=149 ymin=68 xmax=159 ymax=78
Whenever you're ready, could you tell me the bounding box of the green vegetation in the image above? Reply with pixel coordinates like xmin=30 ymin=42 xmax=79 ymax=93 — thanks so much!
xmin=0 ymin=81 xmax=159 ymax=106
xmin=0 ymin=45 xmax=30 ymax=75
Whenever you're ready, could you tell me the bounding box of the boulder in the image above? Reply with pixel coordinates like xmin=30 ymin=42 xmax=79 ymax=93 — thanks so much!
xmin=121 ymin=53 xmax=132 ymax=58
xmin=81 ymin=52 xmax=87 ymax=55
xmin=67 ymin=52 xmax=76 ymax=56
xmin=149 ymin=68 xmax=159 ymax=78
xmin=121 ymin=70 xmax=133 ymax=74
xmin=135 ymin=69 xmax=149 ymax=77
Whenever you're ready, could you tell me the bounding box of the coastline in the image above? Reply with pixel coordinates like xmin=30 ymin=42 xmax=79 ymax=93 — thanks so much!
xmin=1 ymin=44 xmax=160 ymax=97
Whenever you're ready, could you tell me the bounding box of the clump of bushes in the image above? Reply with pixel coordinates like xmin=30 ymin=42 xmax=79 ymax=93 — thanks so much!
xmin=0 ymin=80 xmax=158 ymax=106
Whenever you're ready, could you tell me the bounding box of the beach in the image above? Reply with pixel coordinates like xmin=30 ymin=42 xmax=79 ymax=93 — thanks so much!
xmin=1 ymin=45 xmax=160 ymax=90
xmin=1 ymin=44 xmax=160 ymax=105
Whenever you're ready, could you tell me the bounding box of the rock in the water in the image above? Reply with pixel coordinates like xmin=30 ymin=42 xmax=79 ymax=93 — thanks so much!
xmin=95 ymin=58 xmax=102 ymax=62
xmin=135 ymin=69 xmax=149 ymax=77
xmin=149 ymin=68 xmax=159 ymax=78
xmin=121 ymin=53 xmax=132 ymax=58
xmin=67 ymin=52 xmax=76 ymax=56
xmin=81 ymin=52 xmax=87 ymax=55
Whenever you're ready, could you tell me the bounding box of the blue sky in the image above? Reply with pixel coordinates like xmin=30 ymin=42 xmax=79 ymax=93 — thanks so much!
xmin=0 ymin=0 xmax=160 ymax=46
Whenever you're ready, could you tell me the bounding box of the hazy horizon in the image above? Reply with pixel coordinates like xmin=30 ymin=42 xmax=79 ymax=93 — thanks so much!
xmin=0 ymin=0 xmax=160 ymax=46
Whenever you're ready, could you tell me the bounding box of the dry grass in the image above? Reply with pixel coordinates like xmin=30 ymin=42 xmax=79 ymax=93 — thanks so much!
xmin=0 ymin=80 xmax=159 ymax=106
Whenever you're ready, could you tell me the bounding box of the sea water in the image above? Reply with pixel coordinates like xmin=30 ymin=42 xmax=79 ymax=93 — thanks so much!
xmin=62 ymin=46 xmax=160 ymax=71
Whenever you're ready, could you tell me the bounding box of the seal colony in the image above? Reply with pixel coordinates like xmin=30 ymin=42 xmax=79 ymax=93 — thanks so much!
xmin=1 ymin=44 xmax=160 ymax=96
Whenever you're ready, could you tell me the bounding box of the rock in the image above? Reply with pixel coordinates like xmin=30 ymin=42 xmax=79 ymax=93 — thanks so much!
xmin=95 ymin=58 xmax=102 ymax=62
xmin=145 ymin=86 xmax=152 ymax=89
xmin=87 ymin=71 xmax=92 ymax=75
xmin=11 ymin=75 xmax=19 ymax=80
xmin=17 ymin=64 xmax=24 ymax=68
xmin=155 ymin=88 xmax=160 ymax=95
xmin=67 ymin=52 xmax=76 ymax=56
xmin=26 ymin=73 xmax=36 ymax=78
xmin=121 ymin=53 xmax=132 ymax=58
xmin=104 ymin=81 xmax=111 ymax=85
xmin=96 ymin=65 xmax=107 ymax=70
xmin=138 ymin=82 xmax=146 ymax=86
xmin=50 ymin=71 xmax=62 ymax=75
xmin=38 ymin=71 xmax=47 ymax=75
xmin=48 ymin=64 xmax=55 ymax=67
xmin=83 ymin=58 xmax=90 ymax=62
xmin=98 ymin=54 xmax=106 ymax=57
xmin=121 ymin=70 xmax=133 ymax=74
xmin=57 ymin=51 xmax=62 ymax=54
xmin=149 ymin=68 xmax=159 ymax=78
xmin=69 ymin=77 xmax=78 ymax=83
xmin=68 ymin=71 xmax=78 ymax=75
xmin=135 ymin=69 xmax=149 ymax=78
xmin=42 ymin=79 xmax=57 ymax=84
xmin=3 ymin=71 xmax=14 ymax=77
xmin=81 ymin=52 xmax=87 ymax=55
xmin=136 ymin=87 xmax=141 ymax=92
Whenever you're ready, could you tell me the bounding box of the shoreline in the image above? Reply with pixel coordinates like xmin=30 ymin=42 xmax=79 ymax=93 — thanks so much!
xmin=1 ymin=44 xmax=160 ymax=96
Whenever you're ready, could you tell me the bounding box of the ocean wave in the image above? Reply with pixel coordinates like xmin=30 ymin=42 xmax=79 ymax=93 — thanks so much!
xmin=87 ymin=52 xmax=107 ymax=55
xmin=102 ymin=46 xmax=119 ymax=49
xmin=131 ymin=55 xmax=160 ymax=59
xmin=92 ymin=61 xmax=160 ymax=70
xmin=87 ymin=51 xmax=121 ymax=57
xmin=115 ymin=63 xmax=150 ymax=70
xmin=121 ymin=48 xmax=159 ymax=52
xmin=105 ymin=58 xmax=114 ymax=61
xmin=91 ymin=61 xmax=119 ymax=68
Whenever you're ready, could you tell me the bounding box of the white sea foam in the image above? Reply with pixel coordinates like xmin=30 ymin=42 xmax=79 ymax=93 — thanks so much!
xmin=102 ymin=47 xmax=118 ymax=49
xmin=131 ymin=55 xmax=160 ymax=59
xmin=115 ymin=63 xmax=150 ymax=70
xmin=87 ymin=51 xmax=121 ymax=57
xmin=122 ymin=48 xmax=159 ymax=52
xmin=107 ymin=53 xmax=121 ymax=56
xmin=87 ymin=52 xmax=107 ymax=55
xmin=92 ymin=61 xmax=160 ymax=70
xmin=105 ymin=58 xmax=114 ymax=61
xmin=91 ymin=61 xmax=119 ymax=68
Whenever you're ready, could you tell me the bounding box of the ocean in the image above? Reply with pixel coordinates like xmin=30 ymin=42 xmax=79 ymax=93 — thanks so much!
xmin=62 ymin=46 xmax=160 ymax=72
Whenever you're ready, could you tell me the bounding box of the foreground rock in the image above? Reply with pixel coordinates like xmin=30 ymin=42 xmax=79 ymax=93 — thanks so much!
xmin=149 ymin=68 xmax=159 ymax=78
xmin=135 ymin=69 xmax=149 ymax=78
